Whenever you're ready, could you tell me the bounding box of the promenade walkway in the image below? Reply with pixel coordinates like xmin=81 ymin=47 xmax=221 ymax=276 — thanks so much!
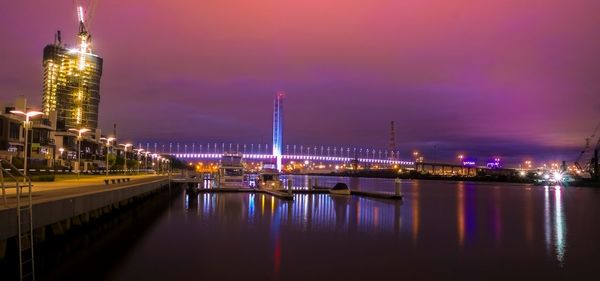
xmin=0 ymin=174 xmax=169 ymax=210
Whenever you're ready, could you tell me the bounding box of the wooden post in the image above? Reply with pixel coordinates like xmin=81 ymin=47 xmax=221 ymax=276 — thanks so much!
xmin=394 ymin=177 xmax=401 ymax=196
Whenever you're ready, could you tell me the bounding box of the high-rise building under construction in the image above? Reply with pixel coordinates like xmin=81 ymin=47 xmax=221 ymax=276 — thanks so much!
xmin=42 ymin=5 xmax=103 ymax=132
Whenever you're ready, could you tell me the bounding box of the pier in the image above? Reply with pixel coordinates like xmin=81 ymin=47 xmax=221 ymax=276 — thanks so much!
xmin=177 ymin=174 xmax=402 ymax=201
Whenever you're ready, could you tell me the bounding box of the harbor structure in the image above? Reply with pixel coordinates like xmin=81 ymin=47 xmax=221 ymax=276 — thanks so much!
xmin=272 ymin=91 xmax=284 ymax=171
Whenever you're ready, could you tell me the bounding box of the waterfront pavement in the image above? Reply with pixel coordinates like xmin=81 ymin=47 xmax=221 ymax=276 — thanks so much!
xmin=0 ymin=174 xmax=170 ymax=209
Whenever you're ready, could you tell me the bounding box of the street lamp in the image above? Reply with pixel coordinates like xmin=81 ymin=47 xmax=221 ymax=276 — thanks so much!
xmin=119 ymin=143 xmax=132 ymax=174
xmin=69 ymin=128 xmax=90 ymax=179
xmin=144 ymin=152 xmax=150 ymax=171
xmin=10 ymin=110 xmax=43 ymax=179
xmin=101 ymin=137 xmax=115 ymax=177
xmin=152 ymin=154 xmax=158 ymax=172
xmin=156 ymin=156 xmax=162 ymax=174
xmin=134 ymin=148 xmax=144 ymax=174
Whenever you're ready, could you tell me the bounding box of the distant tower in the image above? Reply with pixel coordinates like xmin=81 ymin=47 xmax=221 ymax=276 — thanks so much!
xmin=42 ymin=4 xmax=103 ymax=133
xmin=389 ymin=121 xmax=397 ymax=160
xmin=273 ymin=91 xmax=285 ymax=171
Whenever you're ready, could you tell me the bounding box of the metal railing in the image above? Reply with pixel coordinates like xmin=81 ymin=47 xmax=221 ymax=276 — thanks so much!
xmin=0 ymin=159 xmax=35 ymax=281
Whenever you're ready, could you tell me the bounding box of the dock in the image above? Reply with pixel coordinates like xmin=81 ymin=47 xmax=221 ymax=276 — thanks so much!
xmin=350 ymin=190 xmax=403 ymax=200
xmin=195 ymin=187 xmax=294 ymax=200
xmin=259 ymin=189 xmax=294 ymax=200
xmin=187 ymin=186 xmax=401 ymax=201
xmin=310 ymin=185 xmax=403 ymax=200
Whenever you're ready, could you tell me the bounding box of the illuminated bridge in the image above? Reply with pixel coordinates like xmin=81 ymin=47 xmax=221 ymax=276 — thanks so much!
xmin=153 ymin=92 xmax=414 ymax=167
xmin=164 ymin=143 xmax=414 ymax=166
xmin=171 ymin=151 xmax=413 ymax=166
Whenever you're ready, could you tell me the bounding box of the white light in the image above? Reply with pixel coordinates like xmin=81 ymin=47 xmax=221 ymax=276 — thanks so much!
xmin=553 ymin=172 xmax=562 ymax=181
xmin=78 ymin=6 xmax=85 ymax=23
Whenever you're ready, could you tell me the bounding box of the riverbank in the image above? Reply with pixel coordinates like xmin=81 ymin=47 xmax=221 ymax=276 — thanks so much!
xmin=0 ymin=174 xmax=172 ymax=275
xmin=0 ymin=176 xmax=179 ymax=280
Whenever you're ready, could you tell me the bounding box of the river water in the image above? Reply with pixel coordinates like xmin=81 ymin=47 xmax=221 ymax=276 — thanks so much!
xmin=39 ymin=176 xmax=600 ymax=280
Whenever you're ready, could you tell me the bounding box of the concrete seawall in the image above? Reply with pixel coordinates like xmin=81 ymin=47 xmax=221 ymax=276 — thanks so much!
xmin=0 ymin=177 xmax=171 ymax=243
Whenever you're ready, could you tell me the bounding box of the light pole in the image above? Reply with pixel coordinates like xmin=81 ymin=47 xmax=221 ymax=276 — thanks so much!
xmin=119 ymin=143 xmax=132 ymax=174
xmin=101 ymin=137 xmax=115 ymax=177
xmin=152 ymin=154 xmax=158 ymax=172
xmin=58 ymin=147 xmax=65 ymax=166
xmin=156 ymin=156 xmax=162 ymax=174
xmin=135 ymin=148 xmax=144 ymax=174
xmin=144 ymin=152 xmax=150 ymax=171
xmin=69 ymin=128 xmax=90 ymax=179
xmin=10 ymin=110 xmax=43 ymax=179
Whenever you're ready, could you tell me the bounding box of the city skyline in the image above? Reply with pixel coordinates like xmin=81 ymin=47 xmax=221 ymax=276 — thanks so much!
xmin=1 ymin=1 xmax=599 ymax=164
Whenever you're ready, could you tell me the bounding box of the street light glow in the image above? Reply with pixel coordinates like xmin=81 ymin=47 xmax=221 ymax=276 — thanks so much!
xmin=10 ymin=110 xmax=43 ymax=118
xmin=69 ymin=128 xmax=90 ymax=134
xmin=10 ymin=109 xmax=43 ymax=179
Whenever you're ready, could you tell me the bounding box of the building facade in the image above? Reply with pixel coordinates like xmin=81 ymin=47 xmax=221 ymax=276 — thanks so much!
xmin=42 ymin=28 xmax=103 ymax=133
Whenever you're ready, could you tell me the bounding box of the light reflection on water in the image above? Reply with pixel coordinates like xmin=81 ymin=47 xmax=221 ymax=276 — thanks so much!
xmin=189 ymin=192 xmax=403 ymax=234
xmin=183 ymin=175 xmax=571 ymax=265
xmin=107 ymin=176 xmax=595 ymax=280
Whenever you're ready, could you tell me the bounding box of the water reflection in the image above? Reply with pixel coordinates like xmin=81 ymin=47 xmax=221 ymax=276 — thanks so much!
xmin=493 ymin=187 xmax=502 ymax=245
xmin=544 ymin=186 xmax=567 ymax=266
xmin=554 ymin=188 xmax=567 ymax=264
xmin=524 ymin=188 xmax=535 ymax=246
xmin=412 ymin=182 xmax=420 ymax=244
xmin=185 ymin=191 xmax=403 ymax=234
xmin=181 ymin=176 xmax=571 ymax=268
xmin=457 ymin=183 xmax=465 ymax=247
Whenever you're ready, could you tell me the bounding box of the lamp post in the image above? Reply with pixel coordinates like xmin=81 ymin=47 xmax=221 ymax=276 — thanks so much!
xmin=10 ymin=110 xmax=43 ymax=179
xmin=101 ymin=137 xmax=115 ymax=177
xmin=58 ymin=147 xmax=65 ymax=165
xmin=144 ymin=152 xmax=150 ymax=171
xmin=135 ymin=148 xmax=144 ymax=174
xmin=69 ymin=128 xmax=90 ymax=179
xmin=119 ymin=143 xmax=132 ymax=175
xmin=156 ymin=156 xmax=162 ymax=174
xmin=152 ymin=154 xmax=158 ymax=172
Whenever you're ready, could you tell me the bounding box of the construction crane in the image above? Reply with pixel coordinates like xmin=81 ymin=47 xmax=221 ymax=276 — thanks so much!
xmin=574 ymin=121 xmax=600 ymax=178
xmin=73 ymin=0 xmax=96 ymax=126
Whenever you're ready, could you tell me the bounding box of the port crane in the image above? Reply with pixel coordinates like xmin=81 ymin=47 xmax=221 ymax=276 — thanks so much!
xmin=574 ymin=122 xmax=600 ymax=179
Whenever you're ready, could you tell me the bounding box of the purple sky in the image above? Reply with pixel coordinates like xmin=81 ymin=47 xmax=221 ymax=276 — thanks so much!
xmin=1 ymin=0 xmax=599 ymax=164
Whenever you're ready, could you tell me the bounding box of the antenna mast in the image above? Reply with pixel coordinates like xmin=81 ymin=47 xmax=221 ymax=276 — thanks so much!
xmin=389 ymin=121 xmax=397 ymax=160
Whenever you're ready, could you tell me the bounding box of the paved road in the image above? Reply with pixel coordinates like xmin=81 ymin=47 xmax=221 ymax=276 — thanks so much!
xmin=0 ymin=175 xmax=170 ymax=209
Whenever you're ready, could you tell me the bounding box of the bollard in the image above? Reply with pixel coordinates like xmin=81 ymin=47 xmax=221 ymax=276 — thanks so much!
xmin=287 ymin=179 xmax=293 ymax=194
xmin=395 ymin=177 xmax=401 ymax=196
xmin=308 ymin=178 xmax=313 ymax=191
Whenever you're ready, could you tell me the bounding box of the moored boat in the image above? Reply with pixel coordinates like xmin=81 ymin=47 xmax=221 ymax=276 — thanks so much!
xmin=329 ymin=182 xmax=351 ymax=195
xmin=218 ymin=153 xmax=245 ymax=188
xmin=257 ymin=163 xmax=283 ymax=190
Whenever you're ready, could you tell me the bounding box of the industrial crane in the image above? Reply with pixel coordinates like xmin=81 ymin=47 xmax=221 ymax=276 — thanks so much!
xmin=73 ymin=0 xmax=96 ymax=126
xmin=574 ymin=122 xmax=600 ymax=179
